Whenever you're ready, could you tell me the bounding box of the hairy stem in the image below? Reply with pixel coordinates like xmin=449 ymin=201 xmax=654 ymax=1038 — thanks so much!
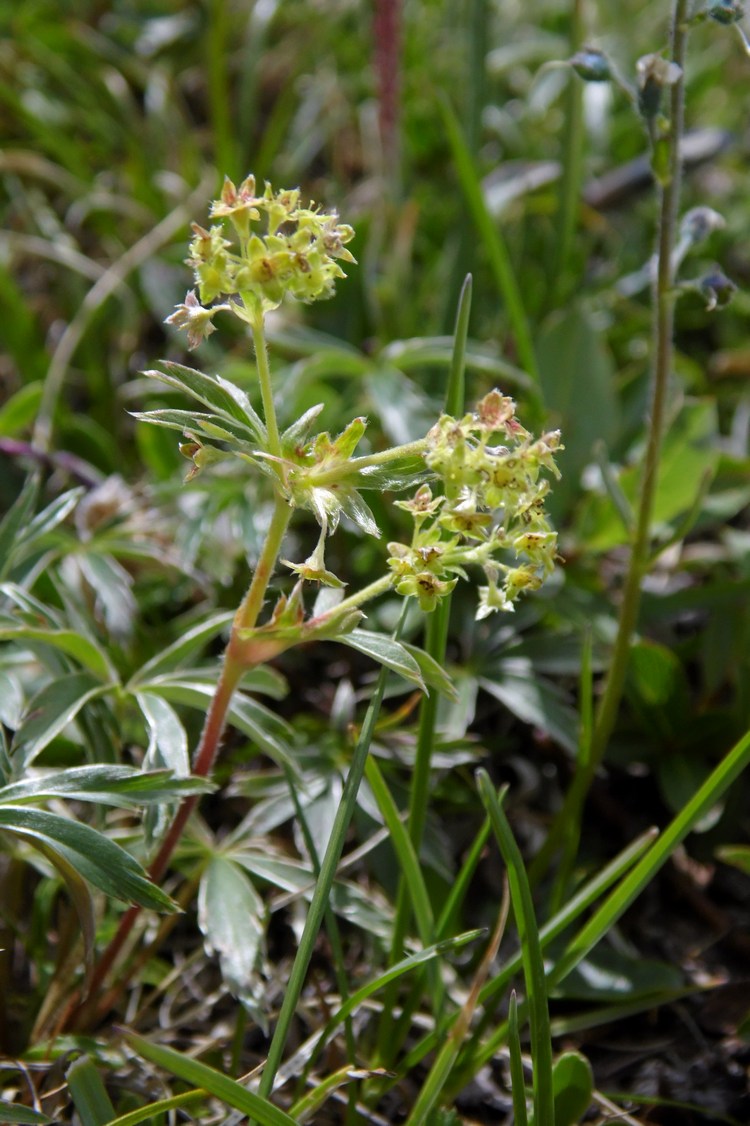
xmin=589 ymin=0 xmax=687 ymax=763
xmin=532 ymin=0 xmax=689 ymax=883
xmin=232 ymin=497 xmax=293 ymax=635
xmin=308 ymin=572 xmax=394 ymax=628
xmin=70 ymin=494 xmax=291 ymax=1029
xmin=251 ymin=314 xmax=282 ymax=464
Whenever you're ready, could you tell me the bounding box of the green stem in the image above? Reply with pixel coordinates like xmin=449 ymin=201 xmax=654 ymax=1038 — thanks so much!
xmin=308 ymin=573 xmax=394 ymax=627
xmin=251 ymin=314 xmax=282 ymax=464
xmin=376 ymin=274 xmax=472 ymax=1067
xmin=531 ymin=0 xmax=689 ymax=884
xmin=589 ymin=0 xmax=687 ymax=763
xmin=340 ymin=438 xmax=427 ymax=472
xmin=232 ymin=497 xmax=293 ymax=635
xmin=305 ymin=438 xmax=427 ymax=490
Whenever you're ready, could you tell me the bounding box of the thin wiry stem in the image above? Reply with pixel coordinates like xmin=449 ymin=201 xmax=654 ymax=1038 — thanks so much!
xmin=532 ymin=0 xmax=690 ymax=883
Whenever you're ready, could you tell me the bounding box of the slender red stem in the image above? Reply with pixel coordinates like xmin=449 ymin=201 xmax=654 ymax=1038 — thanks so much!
xmin=67 ymin=500 xmax=293 ymax=1030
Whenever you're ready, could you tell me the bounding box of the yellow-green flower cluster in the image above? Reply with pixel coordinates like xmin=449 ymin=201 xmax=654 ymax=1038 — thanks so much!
xmin=387 ymin=390 xmax=562 ymax=616
xmin=166 ymin=175 xmax=356 ymax=347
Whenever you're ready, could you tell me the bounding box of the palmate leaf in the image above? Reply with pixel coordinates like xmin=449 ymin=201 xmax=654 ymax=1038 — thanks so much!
xmin=142 ymin=360 xmax=266 ymax=441
xmin=329 ymin=628 xmax=455 ymax=697
xmin=11 ymin=672 xmax=111 ymax=771
xmin=18 ymin=486 xmax=84 ymax=550
xmin=0 ymin=581 xmax=61 ymax=626
xmin=0 ymin=806 xmax=177 ymax=911
xmin=0 ymin=764 xmax=214 ymax=807
xmin=480 ymin=659 xmax=578 ymax=753
xmin=3 ymin=487 xmax=86 ymax=587
xmin=0 ymin=476 xmax=40 ymax=580
xmin=139 ymin=675 xmax=296 ymax=770
xmin=32 ymin=834 xmax=97 ymax=968
xmin=137 ymin=693 xmax=189 ymax=776
xmin=198 ymin=856 xmax=267 ymax=1025
xmin=0 ymin=669 xmax=24 ymax=729
xmin=129 ymin=611 xmax=234 ymax=681
xmin=129 ymin=408 xmax=260 ymax=452
xmin=0 ymin=625 xmax=115 ymax=681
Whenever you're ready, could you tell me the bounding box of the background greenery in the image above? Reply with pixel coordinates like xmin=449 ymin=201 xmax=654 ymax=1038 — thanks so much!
xmin=1 ymin=0 xmax=750 ymax=1123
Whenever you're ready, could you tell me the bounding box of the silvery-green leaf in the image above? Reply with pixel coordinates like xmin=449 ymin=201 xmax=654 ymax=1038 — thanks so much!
xmin=198 ymin=856 xmax=266 ymax=1023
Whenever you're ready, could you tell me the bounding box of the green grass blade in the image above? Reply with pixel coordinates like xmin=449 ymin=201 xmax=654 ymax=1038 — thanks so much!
xmin=477 ymin=771 xmax=554 ymax=1126
xmin=479 ymin=826 xmax=657 ymax=1011
xmin=405 ymin=880 xmax=509 ymax=1126
xmin=377 ymin=274 xmax=472 ymax=1065
xmin=365 ymin=755 xmax=435 ymax=947
xmin=548 ymin=0 xmax=585 ymax=307
xmin=316 ymin=928 xmax=484 ymax=1060
xmin=548 ymin=627 xmax=594 ymax=913
xmin=446 ymin=273 xmax=472 ymax=415
xmin=436 ymin=813 xmax=491 ymax=938
xmin=508 ymin=991 xmax=530 ymax=1126
xmin=458 ymin=728 xmax=750 ymax=1086
xmin=66 ymin=1055 xmax=117 ymax=1126
xmin=550 ymin=727 xmax=750 ymax=991
xmin=97 ymin=1091 xmax=205 ymax=1126
xmin=257 ymin=605 xmax=410 ymax=1102
xmin=398 ymin=827 xmax=658 ymax=1092
xmin=0 ymin=1106 xmax=53 ymax=1125
xmin=440 ymin=97 xmax=540 ymax=393
xmin=123 ymin=1031 xmax=297 ymax=1125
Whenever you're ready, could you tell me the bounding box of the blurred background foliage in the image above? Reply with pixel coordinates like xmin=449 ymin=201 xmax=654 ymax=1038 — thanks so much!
xmin=1 ymin=0 xmax=750 ymax=1115
xmin=2 ymin=0 xmax=748 ymax=764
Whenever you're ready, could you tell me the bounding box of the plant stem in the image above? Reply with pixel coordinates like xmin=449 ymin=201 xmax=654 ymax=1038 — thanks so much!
xmin=341 ymin=438 xmax=428 ymax=472
xmin=70 ymin=658 xmax=244 ymax=1026
xmin=376 ymin=274 xmax=471 ymax=1067
xmin=304 ymin=438 xmax=427 ymax=491
xmin=589 ymin=0 xmax=687 ymax=764
xmin=232 ymin=498 xmax=293 ymax=634
xmin=251 ymin=314 xmax=282 ymax=464
xmin=531 ymin=0 xmax=689 ymax=883
xmin=71 ymin=496 xmax=292 ymax=1029
xmin=308 ymin=572 xmax=394 ymax=627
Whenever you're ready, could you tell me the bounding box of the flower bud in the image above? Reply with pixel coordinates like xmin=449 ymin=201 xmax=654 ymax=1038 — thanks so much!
xmin=679 ymin=206 xmax=726 ymax=247
xmin=707 ymin=0 xmax=744 ymax=24
xmin=636 ymin=54 xmax=682 ymax=120
xmin=570 ymin=47 xmax=612 ymax=82
xmin=699 ymin=270 xmax=737 ymax=310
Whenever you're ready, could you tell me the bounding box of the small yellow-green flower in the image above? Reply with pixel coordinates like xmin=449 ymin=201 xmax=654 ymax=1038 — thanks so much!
xmin=166 ymin=174 xmax=357 ymax=345
xmin=389 ymin=390 xmax=562 ymax=618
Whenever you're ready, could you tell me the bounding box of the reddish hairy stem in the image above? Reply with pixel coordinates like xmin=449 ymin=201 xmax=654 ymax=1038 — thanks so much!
xmin=69 ymin=661 xmax=244 ymax=1028
xmin=67 ymin=500 xmax=292 ymax=1030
